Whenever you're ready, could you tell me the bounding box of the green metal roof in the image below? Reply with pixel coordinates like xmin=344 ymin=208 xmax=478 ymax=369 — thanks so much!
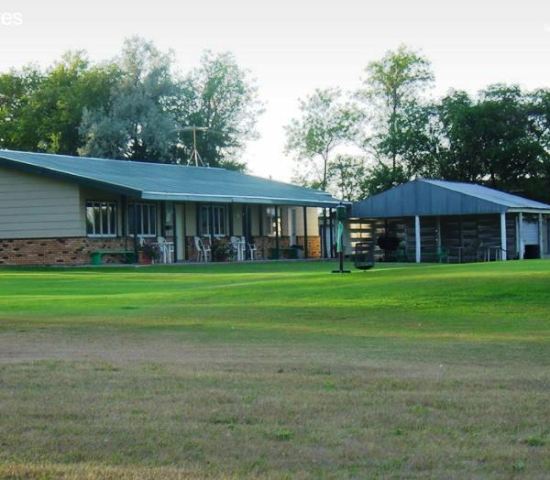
xmin=0 ymin=150 xmax=340 ymax=207
xmin=351 ymin=178 xmax=550 ymax=218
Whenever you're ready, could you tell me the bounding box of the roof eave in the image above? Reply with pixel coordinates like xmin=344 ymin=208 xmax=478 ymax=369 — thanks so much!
xmin=0 ymin=156 xmax=143 ymax=198
xmin=141 ymin=191 xmax=342 ymax=207
xmin=507 ymin=208 xmax=550 ymax=214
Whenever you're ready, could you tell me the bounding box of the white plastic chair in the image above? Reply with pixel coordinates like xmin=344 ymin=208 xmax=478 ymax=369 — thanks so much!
xmin=156 ymin=237 xmax=175 ymax=264
xmin=230 ymin=236 xmax=244 ymax=261
xmin=194 ymin=236 xmax=210 ymax=262
xmin=248 ymin=241 xmax=257 ymax=261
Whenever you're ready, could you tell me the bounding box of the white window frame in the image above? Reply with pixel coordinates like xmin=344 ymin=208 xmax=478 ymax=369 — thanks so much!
xmin=128 ymin=203 xmax=157 ymax=238
xmin=200 ymin=205 xmax=227 ymax=237
xmin=86 ymin=201 xmax=117 ymax=238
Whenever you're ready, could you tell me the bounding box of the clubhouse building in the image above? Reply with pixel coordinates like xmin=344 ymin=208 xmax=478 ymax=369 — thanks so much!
xmin=0 ymin=150 xmax=341 ymax=265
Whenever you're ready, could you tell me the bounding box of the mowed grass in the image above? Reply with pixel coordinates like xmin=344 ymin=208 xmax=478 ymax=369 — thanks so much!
xmin=0 ymin=260 xmax=549 ymax=479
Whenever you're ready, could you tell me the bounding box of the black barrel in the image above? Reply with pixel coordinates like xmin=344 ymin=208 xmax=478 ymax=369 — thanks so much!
xmin=354 ymin=242 xmax=375 ymax=270
xmin=524 ymin=244 xmax=540 ymax=259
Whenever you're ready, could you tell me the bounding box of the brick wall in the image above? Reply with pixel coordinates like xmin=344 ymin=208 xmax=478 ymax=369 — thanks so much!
xmin=0 ymin=235 xmax=322 ymax=266
xmin=0 ymin=237 xmax=130 ymax=266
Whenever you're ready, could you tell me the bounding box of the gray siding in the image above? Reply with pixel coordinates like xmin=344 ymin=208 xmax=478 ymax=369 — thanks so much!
xmin=0 ymin=166 xmax=82 ymax=239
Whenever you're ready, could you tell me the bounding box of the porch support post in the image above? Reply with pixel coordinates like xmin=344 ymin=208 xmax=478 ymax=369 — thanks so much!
xmin=275 ymin=205 xmax=280 ymax=259
xmin=121 ymin=195 xmax=128 ymax=250
xmin=173 ymin=203 xmax=178 ymax=262
xmin=209 ymin=203 xmax=214 ymax=240
xmin=415 ymin=215 xmax=421 ymax=263
xmin=436 ymin=216 xmax=442 ymax=259
xmin=322 ymin=208 xmax=328 ymax=258
xmin=303 ymin=206 xmax=308 ymax=259
xmin=160 ymin=201 xmax=166 ymax=237
xmin=229 ymin=204 xmax=234 ymax=237
xmin=132 ymin=201 xmax=138 ymax=262
xmin=500 ymin=212 xmax=507 ymax=261
xmin=329 ymin=208 xmax=334 ymax=258
xmin=518 ymin=212 xmax=524 ymax=260
xmin=538 ymin=213 xmax=544 ymax=258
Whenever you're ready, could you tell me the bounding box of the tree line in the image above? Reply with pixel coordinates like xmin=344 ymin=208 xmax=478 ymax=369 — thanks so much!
xmin=285 ymin=45 xmax=550 ymax=203
xmin=0 ymin=37 xmax=263 ymax=170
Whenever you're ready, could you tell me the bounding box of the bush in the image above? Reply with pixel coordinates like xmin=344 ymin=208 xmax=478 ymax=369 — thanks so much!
xmin=211 ymin=238 xmax=233 ymax=262
xmin=140 ymin=242 xmax=160 ymax=261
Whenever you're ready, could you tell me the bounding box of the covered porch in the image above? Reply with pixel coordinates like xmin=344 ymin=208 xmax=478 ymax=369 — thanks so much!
xmin=349 ymin=212 xmax=550 ymax=263
xmin=84 ymin=193 xmax=331 ymax=264
xmin=133 ymin=201 xmax=324 ymax=263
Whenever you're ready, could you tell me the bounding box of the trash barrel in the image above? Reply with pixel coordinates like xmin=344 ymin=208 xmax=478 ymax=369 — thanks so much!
xmin=524 ymin=244 xmax=540 ymax=259
xmin=353 ymin=242 xmax=375 ymax=270
xmin=90 ymin=252 xmax=102 ymax=265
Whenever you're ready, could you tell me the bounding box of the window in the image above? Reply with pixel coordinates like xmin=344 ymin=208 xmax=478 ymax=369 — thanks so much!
xmin=128 ymin=203 xmax=157 ymax=237
xmin=264 ymin=207 xmax=281 ymax=237
xmin=86 ymin=201 xmax=117 ymax=237
xmin=199 ymin=205 xmax=227 ymax=236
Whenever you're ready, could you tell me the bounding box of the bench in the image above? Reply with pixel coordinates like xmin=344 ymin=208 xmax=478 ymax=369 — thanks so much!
xmin=90 ymin=249 xmax=136 ymax=265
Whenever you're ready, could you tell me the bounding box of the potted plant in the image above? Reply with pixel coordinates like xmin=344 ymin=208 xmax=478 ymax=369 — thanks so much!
xmin=211 ymin=238 xmax=233 ymax=262
xmin=139 ymin=242 xmax=160 ymax=265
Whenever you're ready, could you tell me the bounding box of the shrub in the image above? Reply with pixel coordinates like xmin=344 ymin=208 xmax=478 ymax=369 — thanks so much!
xmin=211 ymin=238 xmax=233 ymax=262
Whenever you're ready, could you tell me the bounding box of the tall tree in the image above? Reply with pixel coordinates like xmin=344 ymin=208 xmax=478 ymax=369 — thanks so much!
xmin=174 ymin=51 xmax=263 ymax=170
xmin=79 ymin=37 xmax=179 ymax=162
xmin=285 ymin=88 xmax=362 ymax=190
xmin=326 ymin=154 xmax=368 ymax=201
xmin=0 ymin=65 xmax=43 ymax=151
xmin=0 ymin=53 xmax=115 ymax=155
xmin=435 ymin=85 xmax=549 ymax=201
xmin=359 ymin=45 xmax=434 ymax=186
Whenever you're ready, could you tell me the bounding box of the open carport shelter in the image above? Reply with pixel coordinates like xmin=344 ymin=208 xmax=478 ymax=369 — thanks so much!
xmin=349 ymin=179 xmax=550 ymax=263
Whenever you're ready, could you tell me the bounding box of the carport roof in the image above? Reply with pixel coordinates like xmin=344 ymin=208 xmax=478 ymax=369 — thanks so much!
xmin=0 ymin=150 xmax=340 ymax=207
xmin=351 ymin=179 xmax=550 ymax=218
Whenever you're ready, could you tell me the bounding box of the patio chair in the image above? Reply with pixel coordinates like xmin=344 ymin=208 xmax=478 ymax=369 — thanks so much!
xmin=230 ymin=236 xmax=245 ymax=261
xmin=156 ymin=237 xmax=175 ymax=264
xmin=194 ymin=236 xmax=210 ymax=262
xmin=436 ymin=246 xmax=449 ymax=263
xmin=248 ymin=241 xmax=257 ymax=261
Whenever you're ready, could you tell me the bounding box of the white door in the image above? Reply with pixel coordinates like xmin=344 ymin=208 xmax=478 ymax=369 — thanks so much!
xmin=523 ymin=219 xmax=539 ymax=245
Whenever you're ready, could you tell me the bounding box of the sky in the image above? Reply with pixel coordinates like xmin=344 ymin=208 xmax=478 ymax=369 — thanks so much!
xmin=1 ymin=0 xmax=549 ymax=181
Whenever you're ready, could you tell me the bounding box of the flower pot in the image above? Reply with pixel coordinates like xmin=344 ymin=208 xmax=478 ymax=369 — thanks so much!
xmin=138 ymin=252 xmax=152 ymax=265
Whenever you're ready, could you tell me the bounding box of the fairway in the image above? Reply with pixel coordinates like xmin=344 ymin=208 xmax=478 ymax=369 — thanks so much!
xmin=0 ymin=261 xmax=549 ymax=479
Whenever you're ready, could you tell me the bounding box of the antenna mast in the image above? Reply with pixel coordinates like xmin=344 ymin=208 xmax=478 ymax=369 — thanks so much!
xmin=182 ymin=126 xmax=208 ymax=166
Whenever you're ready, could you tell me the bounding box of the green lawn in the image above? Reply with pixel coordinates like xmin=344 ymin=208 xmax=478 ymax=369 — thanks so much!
xmin=0 ymin=260 xmax=549 ymax=479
